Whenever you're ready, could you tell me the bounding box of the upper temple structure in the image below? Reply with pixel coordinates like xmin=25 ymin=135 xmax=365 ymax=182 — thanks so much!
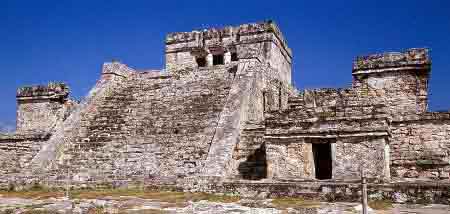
xmin=1 ymin=21 xmax=449 ymax=202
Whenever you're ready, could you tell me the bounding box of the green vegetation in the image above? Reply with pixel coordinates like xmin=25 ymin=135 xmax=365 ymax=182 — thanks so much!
xmin=71 ymin=188 xmax=239 ymax=204
xmin=119 ymin=209 xmax=170 ymax=214
xmin=86 ymin=205 xmax=105 ymax=214
xmin=0 ymin=209 xmax=14 ymax=214
xmin=271 ymin=197 xmax=321 ymax=210
xmin=0 ymin=187 xmax=239 ymax=204
xmin=416 ymin=159 xmax=433 ymax=165
xmin=0 ymin=189 xmax=64 ymax=199
xmin=368 ymin=199 xmax=393 ymax=210
xmin=21 ymin=210 xmax=58 ymax=214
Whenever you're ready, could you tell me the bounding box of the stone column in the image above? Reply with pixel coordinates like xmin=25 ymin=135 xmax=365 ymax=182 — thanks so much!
xmin=331 ymin=141 xmax=337 ymax=179
xmin=206 ymin=54 xmax=213 ymax=67
xmin=224 ymin=52 xmax=231 ymax=64
xmin=384 ymin=139 xmax=391 ymax=180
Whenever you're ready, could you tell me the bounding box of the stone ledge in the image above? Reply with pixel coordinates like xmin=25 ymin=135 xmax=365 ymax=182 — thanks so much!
xmin=352 ymin=48 xmax=430 ymax=72
xmin=16 ymin=82 xmax=69 ymax=100
xmin=392 ymin=112 xmax=450 ymax=122
xmin=217 ymin=180 xmax=450 ymax=204
xmin=264 ymin=131 xmax=389 ymax=139
xmin=0 ymin=132 xmax=50 ymax=141
xmin=165 ymin=21 xmax=292 ymax=57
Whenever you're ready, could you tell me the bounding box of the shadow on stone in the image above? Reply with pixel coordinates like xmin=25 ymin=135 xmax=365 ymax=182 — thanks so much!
xmin=238 ymin=144 xmax=267 ymax=180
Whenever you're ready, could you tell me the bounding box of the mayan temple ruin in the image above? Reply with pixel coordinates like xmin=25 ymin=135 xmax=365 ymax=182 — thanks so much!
xmin=1 ymin=21 xmax=450 ymax=203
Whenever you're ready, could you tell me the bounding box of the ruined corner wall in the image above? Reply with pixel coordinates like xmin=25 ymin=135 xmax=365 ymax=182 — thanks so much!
xmin=264 ymin=88 xmax=390 ymax=180
xmin=16 ymin=83 xmax=76 ymax=134
xmin=351 ymin=49 xmax=450 ymax=181
xmin=352 ymin=48 xmax=430 ymax=117
xmin=226 ymin=63 xmax=295 ymax=180
xmin=390 ymin=114 xmax=450 ymax=180
xmin=0 ymin=133 xmax=49 ymax=185
xmin=265 ymin=136 xmax=388 ymax=181
xmin=8 ymin=62 xmax=133 ymax=183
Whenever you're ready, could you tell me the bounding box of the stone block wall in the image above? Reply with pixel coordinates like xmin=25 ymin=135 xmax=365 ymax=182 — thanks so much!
xmin=60 ymin=64 xmax=236 ymax=182
xmin=0 ymin=133 xmax=49 ymax=182
xmin=165 ymin=21 xmax=292 ymax=84
xmin=264 ymin=136 xmax=388 ymax=181
xmin=263 ymin=48 xmax=443 ymax=182
xmin=227 ymin=64 xmax=295 ymax=180
xmin=265 ymin=140 xmax=314 ymax=179
xmin=391 ymin=113 xmax=450 ymax=180
xmin=334 ymin=136 xmax=388 ymax=180
xmin=264 ymin=79 xmax=391 ymax=180
xmin=231 ymin=122 xmax=266 ymax=179
xmin=16 ymin=83 xmax=75 ymax=133
xmin=352 ymin=48 xmax=430 ymax=117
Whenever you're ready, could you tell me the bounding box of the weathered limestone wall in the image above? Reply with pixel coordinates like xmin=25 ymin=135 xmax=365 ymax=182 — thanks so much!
xmin=1 ymin=55 xmax=291 ymax=187
xmin=232 ymin=122 xmax=267 ymax=179
xmin=16 ymin=83 xmax=75 ymax=133
xmin=226 ymin=63 xmax=295 ymax=179
xmin=352 ymin=71 xmax=428 ymax=117
xmin=264 ymin=83 xmax=391 ymax=180
xmin=15 ymin=62 xmax=133 ymax=181
xmin=391 ymin=114 xmax=450 ymax=180
xmin=165 ymin=21 xmax=292 ymax=84
xmin=267 ymin=37 xmax=292 ymax=84
xmin=263 ymin=48 xmax=439 ymax=182
xmin=0 ymin=133 xmax=48 ymax=182
xmin=264 ymin=136 xmax=388 ymax=181
xmin=60 ymin=64 xmax=236 ymax=183
xmin=352 ymin=48 xmax=430 ymax=117
xmin=334 ymin=136 xmax=388 ymax=180
xmin=265 ymin=140 xmax=314 ymax=179
xmin=201 ymin=61 xmax=260 ymax=178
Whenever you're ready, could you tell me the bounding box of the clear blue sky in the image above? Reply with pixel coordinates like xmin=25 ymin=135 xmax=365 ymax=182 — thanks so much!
xmin=1 ymin=0 xmax=450 ymax=124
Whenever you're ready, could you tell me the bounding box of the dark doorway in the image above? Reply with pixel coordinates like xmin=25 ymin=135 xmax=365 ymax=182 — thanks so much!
xmin=238 ymin=144 xmax=267 ymax=180
xmin=231 ymin=52 xmax=238 ymax=61
xmin=312 ymin=143 xmax=332 ymax=180
xmin=196 ymin=57 xmax=207 ymax=67
xmin=213 ymin=54 xmax=224 ymax=65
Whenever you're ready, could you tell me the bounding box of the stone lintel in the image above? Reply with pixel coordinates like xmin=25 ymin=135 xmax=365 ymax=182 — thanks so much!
xmin=352 ymin=48 xmax=430 ymax=73
xmin=0 ymin=132 xmax=50 ymax=141
xmin=16 ymin=82 xmax=69 ymax=101
xmin=165 ymin=21 xmax=292 ymax=58
xmin=264 ymin=131 xmax=389 ymax=140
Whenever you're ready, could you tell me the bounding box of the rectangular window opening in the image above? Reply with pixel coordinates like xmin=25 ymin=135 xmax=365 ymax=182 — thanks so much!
xmin=231 ymin=52 xmax=238 ymax=61
xmin=213 ymin=54 xmax=224 ymax=65
xmin=196 ymin=57 xmax=207 ymax=67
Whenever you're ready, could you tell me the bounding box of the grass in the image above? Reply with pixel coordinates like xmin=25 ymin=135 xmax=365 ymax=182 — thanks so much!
xmin=70 ymin=189 xmax=240 ymax=204
xmin=21 ymin=210 xmax=59 ymax=214
xmin=368 ymin=199 xmax=393 ymax=210
xmin=271 ymin=197 xmax=322 ymax=210
xmin=0 ymin=188 xmax=240 ymax=213
xmin=119 ymin=209 xmax=171 ymax=214
xmin=86 ymin=206 xmax=105 ymax=214
xmin=0 ymin=209 xmax=14 ymax=214
xmin=0 ymin=188 xmax=239 ymax=204
xmin=0 ymin=189 xmax=64 ymax=199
